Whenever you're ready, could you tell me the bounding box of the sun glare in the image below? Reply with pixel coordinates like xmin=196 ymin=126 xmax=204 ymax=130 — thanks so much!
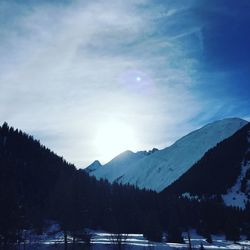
xmin=93 ymin=120 xmax=138 ymax=163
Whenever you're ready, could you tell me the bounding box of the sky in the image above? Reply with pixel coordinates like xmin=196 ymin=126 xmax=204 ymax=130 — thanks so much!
xmin=0 ymin=0 xmax=249 ymax=167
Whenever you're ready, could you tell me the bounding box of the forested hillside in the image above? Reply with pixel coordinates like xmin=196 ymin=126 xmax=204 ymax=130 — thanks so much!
xmin=0 ymin=123 xmax=159 ymax=247
xmin=164 ymin=123 xmax=250 ymax=196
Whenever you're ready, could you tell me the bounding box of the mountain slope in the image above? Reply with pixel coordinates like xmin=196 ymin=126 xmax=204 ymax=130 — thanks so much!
xmin=85 ymin=149 xmax=158 ymax=182
xmin=88 ymin=118 xmax=248 ymax=192
xmin=163 ymin=123 xmax=250 ymax=208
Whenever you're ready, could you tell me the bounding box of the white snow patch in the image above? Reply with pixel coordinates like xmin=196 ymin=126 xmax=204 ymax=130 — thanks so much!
xmin=222 ymin=160 xmax=250 ymax=209
xmin=181 ymin=192 xmax=201 ymax=201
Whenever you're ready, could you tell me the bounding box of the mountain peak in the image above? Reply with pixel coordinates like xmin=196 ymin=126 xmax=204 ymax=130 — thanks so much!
xmin=85 ymin=160 xmax=102 ymax=173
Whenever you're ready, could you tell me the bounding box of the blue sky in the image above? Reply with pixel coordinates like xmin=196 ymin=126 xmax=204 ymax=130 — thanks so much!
xmin=0 ymin=0 xmax=249 ymax=166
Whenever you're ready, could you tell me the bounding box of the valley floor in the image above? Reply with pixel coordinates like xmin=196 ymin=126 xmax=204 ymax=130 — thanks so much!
xmin=11 ymin=230 xmax=250 ymax=250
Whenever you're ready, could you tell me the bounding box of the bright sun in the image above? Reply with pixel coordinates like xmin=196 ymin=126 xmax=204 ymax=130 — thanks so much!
xmin=93 ymin=120 xmax=138 ymax=163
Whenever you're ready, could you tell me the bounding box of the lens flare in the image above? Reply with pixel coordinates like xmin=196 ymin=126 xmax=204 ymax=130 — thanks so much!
xmin=119 ymin=70 xmax=155 ymax=95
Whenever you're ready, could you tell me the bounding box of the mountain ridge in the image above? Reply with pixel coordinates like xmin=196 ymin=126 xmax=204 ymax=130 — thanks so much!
xmin=87 ymin=118 xmax=248 ymax=192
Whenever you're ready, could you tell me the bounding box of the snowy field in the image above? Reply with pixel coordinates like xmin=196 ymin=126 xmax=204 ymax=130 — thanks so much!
xmin=12 ymin=230 xmax=250 ymax=250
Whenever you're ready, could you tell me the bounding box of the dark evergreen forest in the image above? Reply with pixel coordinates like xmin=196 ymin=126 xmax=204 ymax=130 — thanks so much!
xmin=0 ymin=122 xmax=249 ymax=249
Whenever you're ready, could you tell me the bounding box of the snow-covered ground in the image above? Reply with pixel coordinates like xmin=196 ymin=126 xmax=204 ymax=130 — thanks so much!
xmin=15 ymin=229 xmax=250 ymax=250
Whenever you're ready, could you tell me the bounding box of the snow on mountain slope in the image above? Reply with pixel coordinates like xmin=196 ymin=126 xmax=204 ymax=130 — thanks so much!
xmin=87 ymin=150 xmax=155 ymax=182
xmin=89 ymin=118 xmax=248 ymax=192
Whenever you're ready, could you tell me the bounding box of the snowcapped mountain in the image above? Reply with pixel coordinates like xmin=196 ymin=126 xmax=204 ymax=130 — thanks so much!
xmin=164 ymin=122 xmax=250 ymax=209
xmin=86 ymin=118 xmax=248 ymax=192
